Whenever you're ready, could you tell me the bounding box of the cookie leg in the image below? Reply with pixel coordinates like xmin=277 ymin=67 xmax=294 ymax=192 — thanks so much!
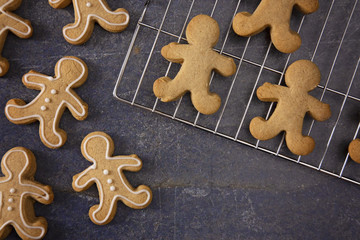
xmin=5 ymin=99 xmax=37 ymax=124
xmin=39 ymin=118 xmax=67 ymax=149
xmin=63 ymin=13 xmax=93 ymax=45
xmin=2 ymin=13 xmax=32 ymax=38
xmin=0 ymin=223 xmax=12 ymax=239
xmin=121 ymin=185 xmax=152 ymax=209
xmin=96 ymin=7 xmax=129 ymax=32
xmin=249 ymin=117 xmax=282 ymax=140
xmin=89 ymin=201 xmax=117 ymax=225
xmin=349 ymin=139 xmax=360 ymax=163
xmin=232 ymin=12 xmax=266 ymax=37
xmin=190 ymin=89 xmax=221 ymax=115
xmin=153 ymin=76 xmax=187 ymax=102
xmin=295 ymin=0 xmax=319 ymax=13
xmin=13 ymin=217 xmax=47 ymax=240
xmin=270 ymin=24 xmax=301 ymax=53
xmin=285 ymin=131 xmax=315 ymax=156
xmin=0 ymin=56 xmax=9 ymax=77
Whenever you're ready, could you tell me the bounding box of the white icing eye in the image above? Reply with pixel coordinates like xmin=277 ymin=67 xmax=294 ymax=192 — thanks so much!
xmin=107 ymin=179 xmax=113 ymax=184
xmin=9 ymin=188 xmax=15 ymax=193
xmin=86 ymin=2 xmax=92 ymax=7
xmin=51 ymin=89 xmax=57 ymax=95
xmin=45 ymin=98 xmax=51 ymax=103
xmin=7 ymin=206 xmax=13 ymax=211
xmin=103 ymin=169 xmax=109 ymax=175
xmin=41 ymin=106 xmax=47 ymax=111
xmin=8 ymin=198 xmax=14 ymax=203
xmin=110 ymin=186 xmax=115 ymax=191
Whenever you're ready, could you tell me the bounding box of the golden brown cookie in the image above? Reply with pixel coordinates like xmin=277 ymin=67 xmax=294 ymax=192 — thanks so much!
xmin=249 ymin=60 xmax=331 ymax=156
xmin=72 ymin=131 xmax=152 ymax=225
xmin=0 ymin=147 xmax=54 ymax=240
xmin=153 ymin=14 xmax=237 ymax=115
xmin=5 ymin=56 xmax=88 ymax=149
xmin=232 ymin=0 xmax=319 ymax=53
xmin=0 ymin=0 xmax=33 ymax=76
xmin=349 ymin=139 xmax=360 ymax=163
xmin=49 ymin=0 xmax=129 ymax=45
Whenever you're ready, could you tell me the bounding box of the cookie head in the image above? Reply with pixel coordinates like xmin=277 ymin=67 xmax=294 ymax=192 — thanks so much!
xmin=1 ymin=147 xmax=35 ymax=178
xmin=186 ymin=15 xmax=219 ymax=47
xmin=285 ymin=60 xmax=320 ymax=91
xmin=81 ymin=132 xmax=115 ymax=163
xmin=54 ymin=56 xmax=88 ymax=88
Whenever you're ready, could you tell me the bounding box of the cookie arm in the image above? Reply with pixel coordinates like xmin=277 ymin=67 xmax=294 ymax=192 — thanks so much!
xmin=22 ymin=71 xmax=49 ymax=90
xmin=256 ymin=82 xmax=285 ymax=102
xmin=295 ymin=0 xmax=319 ymax=14
xmin=72 ymin=169 xmax=94 ymax=192
xmin=308 ymin=97 xmax=331 ymax=121
xmin=23 ymin=181 xmax=54 ymax=204
xmin=161 ymin=43 xmax=186 ymax=63
xmin=213 ymin=54 xmax=236 ymax=77
xmin=65 ymin=91 xmax=88 ymax=121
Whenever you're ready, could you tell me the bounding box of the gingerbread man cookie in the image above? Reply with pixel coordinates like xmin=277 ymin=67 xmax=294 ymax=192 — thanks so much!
xmin=153 ymin=14 xmax=236 ymax=115
xmin=249 ymin=60 xmax=331 ymax=156
xmin=49 ymin=0 xmax=129 ymax=45
xmin=349 ymin=139 xmax=360 ymax=163
xmin=0 ymin=0 xmax=33 ymax=76
xmin=0 ymin=147 xmax=54 ymax=240
xmin=72 ymin=132 xmax=152 ymax=225
xmin=232 ymin=0 xmax=319 ymax=53
xmin=5 ymin=56 xmax=88 ymax=149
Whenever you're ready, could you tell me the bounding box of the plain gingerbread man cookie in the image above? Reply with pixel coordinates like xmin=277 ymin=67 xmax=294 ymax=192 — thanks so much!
xmin=0 ymin=0 xmax=33 ymax=76
xmin=49 ymin=0 xmax=129 ymax=45
xmin=349 ymin=139 xmax=360 ymax=163
xmin=5 ymin=56 xmax=88 ymax=149
xmin=249 ymin=60 xmax=331 ymax=156
xmin=72 ymin=132 xmax=152 ymax=225
xmin=232 ymin=0 xmax=319 ymax=53
xmin=0 ymin=147 xmax=54 ymax=240
xmin=153 ymin=14 xmax=237 ymax=115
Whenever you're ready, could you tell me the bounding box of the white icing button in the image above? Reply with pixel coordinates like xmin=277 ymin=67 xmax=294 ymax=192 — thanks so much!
xmin=41 ymin=106 xmax=47 ymax=111
xmin=8 ymin=198 xmax=14 ymax=203
xmin=86 ymin=2 xmax=92 ymax=7
xmin=110 ymin=186 xmax=115 ymax=191
xmin=103 ymin=170 xmax=109 ymax=175
xmin=9 ymin=188 xmax=15 ymax=193
xmin=51 ymin=89 xmax=57 ymax=95
xmin=45 ymin=98 xmax=51 ymax=103
xmin=7 ymin=206 xmax=13 ymax=211
xmin=107 ymin=179 xmax=113 ymax=184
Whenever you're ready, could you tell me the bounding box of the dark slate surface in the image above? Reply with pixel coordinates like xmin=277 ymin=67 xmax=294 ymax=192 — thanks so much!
xmin=1 ymin=0 xmax=360 ymax=239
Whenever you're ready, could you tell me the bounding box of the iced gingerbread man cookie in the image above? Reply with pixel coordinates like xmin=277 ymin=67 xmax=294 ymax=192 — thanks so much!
xmin=5 ymin=56 xmax=88 ymax=149
xmin=72 ymin=132 xmax=152 ymax=225
xmin=49 ymin=0 xmax=129 ymax=45
xmin=0 ymin=0 xmax=33 ymax=76
xmin=249 ymin=60 xmax=331 ymax=156
xmin=349 ymin=139 xmax=360 ymax=163
xmin=0 ymin=147 xmax=54 ymax=240
xmin=232 ymin=0 xmax=319 ymax=53
xmin=153 ymin=14 xmax=236 ymax=115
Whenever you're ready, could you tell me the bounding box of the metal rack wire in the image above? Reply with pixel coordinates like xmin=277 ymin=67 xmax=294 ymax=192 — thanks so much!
xmin=113 ymin=0 xmax=360 ymax=185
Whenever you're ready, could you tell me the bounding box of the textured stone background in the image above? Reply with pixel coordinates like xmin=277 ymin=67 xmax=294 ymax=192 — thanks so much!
xmin=1 ymin=0 xmax=360 ymax=239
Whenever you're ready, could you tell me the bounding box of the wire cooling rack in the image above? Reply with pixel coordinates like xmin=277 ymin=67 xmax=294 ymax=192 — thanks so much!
xmin=113 ymin=0 xmax=360 ymax=185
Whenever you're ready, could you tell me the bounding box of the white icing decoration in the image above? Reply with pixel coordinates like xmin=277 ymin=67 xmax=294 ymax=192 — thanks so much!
xmin=103 ymin=169 xmax=109 ymax=175
xmin=110 ymin=186 xmax=115 ymax=191
xmin=7 ymin=206 xmax=13 ymax=211
xmin=40 ymin=106 xmax=47 ymax=111
xmin=86 ymin=2 xmax=92 ymax=7
xmin=107 ymin=179 xmax=112 ymax=184
xmin=8 ymin=198 xmax=14 ymax=203
xmin=0 ymin=149 xmax=51 ymax=239
xmin=45 ymin=98 xmax=50 ymax=103
xmin=10 ymin=188 xmax=15 ymax=193
xmin=60 ymin=0 xmax=130 ymax=43
xmin=73 ymin=134 xmax=151 ymax=224
xmin=50 ymin=89 xmax=57 ymax=95
xmin=5 ymin=57 xmax=87 ymax=148
xmin=0 ymin=0 xmax=32 ymax=37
